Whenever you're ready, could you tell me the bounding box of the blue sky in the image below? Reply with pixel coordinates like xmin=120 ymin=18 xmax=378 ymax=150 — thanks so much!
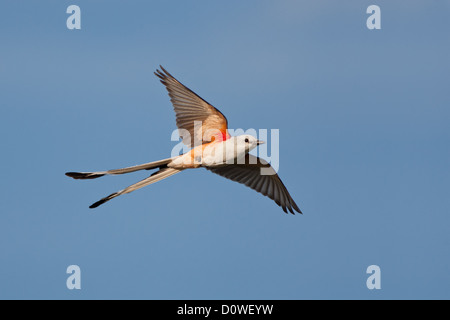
xmin=0 ymin=1 xmax=449 ymax=299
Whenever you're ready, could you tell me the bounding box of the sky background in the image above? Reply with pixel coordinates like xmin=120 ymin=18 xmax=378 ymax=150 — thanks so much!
xmin=0 ymin=0 xmax=449 ymax=299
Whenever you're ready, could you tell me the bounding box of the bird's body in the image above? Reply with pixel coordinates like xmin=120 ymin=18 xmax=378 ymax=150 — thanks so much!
xmin=66 ymin=66 xmax=302 ymax=214
xmin=170 ymin=136 xmax=258 ymax=169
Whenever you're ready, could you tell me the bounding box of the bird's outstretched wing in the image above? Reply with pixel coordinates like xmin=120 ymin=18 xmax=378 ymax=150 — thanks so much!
xmin=155 ymin=66 xmax=229 ymax=147
xmin=206 ymin=154 xmax=302 ymax=214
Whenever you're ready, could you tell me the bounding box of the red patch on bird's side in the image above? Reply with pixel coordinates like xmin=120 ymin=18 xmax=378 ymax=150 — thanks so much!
xmin=221 ymin=131 xmax=231 ymax=141
xmin=211 ymin=131 xmax=230 ymax=142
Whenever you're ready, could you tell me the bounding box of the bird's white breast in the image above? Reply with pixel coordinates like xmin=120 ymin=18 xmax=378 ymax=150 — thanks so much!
xmin=202 ymin=138 xmax=247 ymax=167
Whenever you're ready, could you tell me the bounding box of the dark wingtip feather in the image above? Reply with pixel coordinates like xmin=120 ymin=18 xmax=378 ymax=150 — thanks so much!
xmin=292 ymin=202 xmax=303 ymax=215
xmin=157 ymin=65 xmax=177 ymax=81
xmin=159 ymin=65 xmax=169 ymax=75
xmin=65 ymin=172 xmax=105 ymax=180
xmin=288 ymin=206 xmax=295 ymax=215
xmin=155 ymin=66 xmax=168 ymax=77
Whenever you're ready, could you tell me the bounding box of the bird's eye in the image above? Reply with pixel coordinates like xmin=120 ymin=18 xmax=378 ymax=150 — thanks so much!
xmin=245 ymin=138 xmax=249 ymax=143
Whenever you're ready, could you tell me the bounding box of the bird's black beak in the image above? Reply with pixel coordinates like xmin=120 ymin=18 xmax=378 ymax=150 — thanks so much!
xmin=256 ymin=140 xmax=265 ymax=145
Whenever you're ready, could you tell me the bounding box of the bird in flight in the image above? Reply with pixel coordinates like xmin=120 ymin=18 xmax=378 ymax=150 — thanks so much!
xmin=66 ymin=66 xmax=302 ymax=214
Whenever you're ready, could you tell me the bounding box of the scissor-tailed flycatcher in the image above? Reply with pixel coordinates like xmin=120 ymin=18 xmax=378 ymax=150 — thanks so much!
xmin=66 ymin=66 xmax=302 ymax=214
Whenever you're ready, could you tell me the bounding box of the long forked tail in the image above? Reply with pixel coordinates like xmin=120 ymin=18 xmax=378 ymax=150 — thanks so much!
xmin=89 ymin=167 xmax=182 ymax=208
xmin=65 ymin=158 xmax=173 ymax=180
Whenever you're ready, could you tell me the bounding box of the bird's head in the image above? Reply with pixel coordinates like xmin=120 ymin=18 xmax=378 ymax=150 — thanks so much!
xmin=235 ymin=135 xmax=265 ymax=153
